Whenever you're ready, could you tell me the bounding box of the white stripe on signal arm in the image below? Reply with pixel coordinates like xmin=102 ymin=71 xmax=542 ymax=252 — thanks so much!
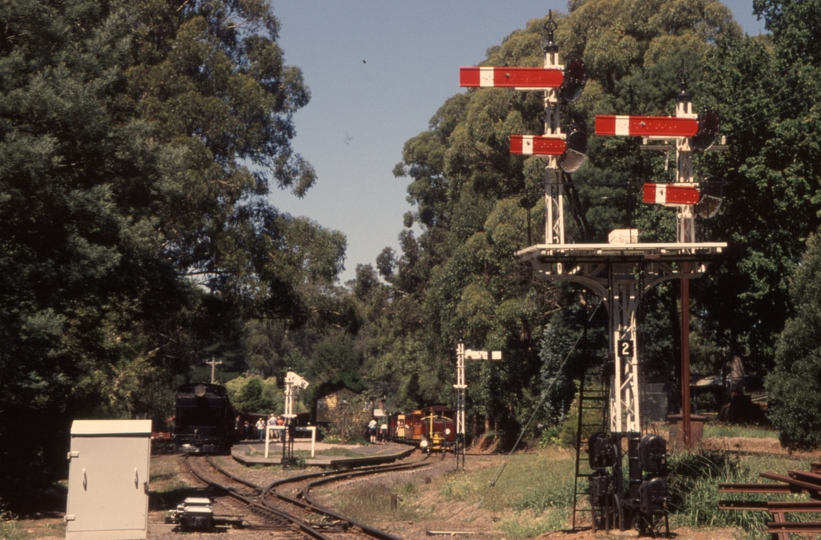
xmin=522 ymin=136 xmax=533 ymax=155
xmin=655 ymin=184 xmax=667 ymax=204
xmin=615 ymin=116 xmax=630 ymax=136
xmin=479 ymin=67 xmax=494 ymax=87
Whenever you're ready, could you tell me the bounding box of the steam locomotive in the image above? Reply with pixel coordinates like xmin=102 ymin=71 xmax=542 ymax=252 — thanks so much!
xmin=388 ymin=404 xmax=456 ymax=453
xmin=172 ymin=383 xmax=237 ymax=454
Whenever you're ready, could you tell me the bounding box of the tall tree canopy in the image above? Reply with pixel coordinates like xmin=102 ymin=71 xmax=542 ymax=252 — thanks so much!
xmin=740 ymin=0 xmax=821 ymax=447
xmin=767 ymin=229 xmax=821 ymax=450
xmin=696 ymin=0 xmax=821 ymax=371
xmin=0 ymin=0 xmax=343 ymax=504
xmin=379 ymin=0 xmax=741 ymax=441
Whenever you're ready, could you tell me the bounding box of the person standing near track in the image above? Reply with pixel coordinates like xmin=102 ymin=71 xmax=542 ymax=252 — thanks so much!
xmin=368 ymin=418 xmax=377 ymax=443
xmin=267 ymin=414 xmax=276 ymax=440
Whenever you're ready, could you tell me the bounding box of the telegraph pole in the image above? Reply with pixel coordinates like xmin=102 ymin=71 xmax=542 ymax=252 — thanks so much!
xmin=205 ymin=357 xmax=223 ymax=384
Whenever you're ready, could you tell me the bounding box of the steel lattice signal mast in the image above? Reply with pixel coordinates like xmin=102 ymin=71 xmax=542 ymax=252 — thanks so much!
xmin=460 ymin=12 xmax=588 ymax=249
xmin=453 ymin=341 xmax=501 ymax=471
xmin=590 ymin=64 xmax=726 ymax=435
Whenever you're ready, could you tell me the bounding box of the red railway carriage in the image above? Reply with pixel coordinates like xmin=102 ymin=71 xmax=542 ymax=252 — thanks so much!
xmin=389 ymin=404 xmax=455 ymax=452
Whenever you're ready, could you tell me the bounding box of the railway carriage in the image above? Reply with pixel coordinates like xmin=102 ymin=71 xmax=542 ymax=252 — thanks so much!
xmin=389 ymin=404 xmax=456 ymax=452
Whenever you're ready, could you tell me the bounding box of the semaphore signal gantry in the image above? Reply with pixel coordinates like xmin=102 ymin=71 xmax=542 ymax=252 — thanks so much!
xmin=458 ymin=11 xmax=728 ymax=535
xmin=509 ymin=47 xmax=727 ymax=437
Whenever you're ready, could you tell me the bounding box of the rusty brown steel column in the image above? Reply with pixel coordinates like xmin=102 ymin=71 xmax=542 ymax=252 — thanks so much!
xmin=681 ymin=262 xmax=691 ymax=447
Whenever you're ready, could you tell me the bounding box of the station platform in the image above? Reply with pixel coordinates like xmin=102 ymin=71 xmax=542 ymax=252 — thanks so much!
xmin=231 ymin=440 xmax=415 ymax=468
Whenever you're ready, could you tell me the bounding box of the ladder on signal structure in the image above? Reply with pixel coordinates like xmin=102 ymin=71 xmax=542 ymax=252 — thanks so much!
xmin=571 ymin=362 xmax=610 ymax=530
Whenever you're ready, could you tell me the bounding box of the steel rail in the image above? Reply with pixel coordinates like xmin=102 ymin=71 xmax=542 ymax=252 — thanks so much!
xmin=183 ymin=454 xmax=257 ymax=505
xmin=718 ymin=482 xmax=796 ymax=493
xmin=718 ymin=500 xmax=768 ymax=511
xmin=787 ymin=469 xmax=821 ymax=485
xmin=299 ymin=464 xmax=432 ymax=540
xmin=720 ymin=465 xmax=821 ymax=540
xmin=719 ymin=500 xmax=821 ymax=512
xmin=262 ymin=461 xmax=431 ymax=540
xmin=264 ymin=458 xmax=429 ymax=492
xmin=769 ymin=501 xmax=821 ymax=512
xmin=302 ymin=461 xmax=431 ymax=496
xmin=759 ymin=472 xmax=821 ymax=494
xmin=184 ymin=455 xmax=335 ymax=540
xmin=205 ymin=455 xmax=263 ymax=491
xmin=768 ymin=521 xmax=821 ymax=534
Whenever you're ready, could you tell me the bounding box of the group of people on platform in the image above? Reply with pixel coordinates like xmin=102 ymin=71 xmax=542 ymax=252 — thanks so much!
xmin=237 ymin=415 xmax=285 ymax=441
xmin=241 ymin=414 xmax=391 ymax=444
xmin=367 ymin=418 xmax=388 ymax=443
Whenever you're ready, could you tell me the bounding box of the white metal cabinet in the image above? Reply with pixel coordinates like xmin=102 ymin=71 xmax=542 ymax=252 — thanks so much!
xmin=65 ymin=420 xmax=151 ymax=540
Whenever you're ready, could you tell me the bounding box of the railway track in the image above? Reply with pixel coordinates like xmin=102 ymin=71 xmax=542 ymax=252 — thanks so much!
xmin=179 ymin=453 xmax=431 ymax=539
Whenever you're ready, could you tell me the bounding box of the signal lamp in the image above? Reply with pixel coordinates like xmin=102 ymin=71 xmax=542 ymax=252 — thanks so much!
xmin=639 ymin=478 xmax=669 ymax=515
xmin=559 ymin=125 xmax=588 ymax=173
xmin=638 ymin=434 xmax=667 ymax=474
xmin=559 ymin=58 xmax=587 ymax=102
xmin=588 ymin=432 xmax=615 ymax=468
xmin=695 ymin=176 xmax=724 ymax=219
xmin=692 ymin=107 xmax=720 ymax=152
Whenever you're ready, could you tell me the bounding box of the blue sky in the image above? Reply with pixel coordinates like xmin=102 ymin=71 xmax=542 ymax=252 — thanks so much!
xmin=268 ymin=1 xmax=767 ymax=283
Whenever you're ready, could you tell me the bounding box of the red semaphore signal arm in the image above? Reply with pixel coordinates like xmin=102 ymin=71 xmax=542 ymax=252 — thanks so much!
xmin=596 ymin=115 xmax=698 ymax=137
xmin=460 ymin=67 xmax=563 ymax=89
xmin=643 ymin=183 xmax=700 ymax=206
xmin=510 ymin=135 xmax=566 ymax=155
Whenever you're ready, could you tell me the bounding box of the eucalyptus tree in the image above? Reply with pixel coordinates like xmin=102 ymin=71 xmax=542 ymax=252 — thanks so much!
xmin=695 ymin=0 xmax=821 ymax=374
xmin=0 ymin=0 xmax=341 ymax=503
xmin=707 ymin=0 xmax=821 ymax=446
xmin=767 ymin=229 xmax=821 ymax=449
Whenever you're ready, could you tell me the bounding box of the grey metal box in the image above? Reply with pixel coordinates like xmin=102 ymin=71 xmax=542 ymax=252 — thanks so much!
xmin=65 ymin=420 xmax=151 ymax=540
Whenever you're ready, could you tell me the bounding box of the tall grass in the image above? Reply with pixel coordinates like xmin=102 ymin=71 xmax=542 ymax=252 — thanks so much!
xmin=437 ymin=447 xmax=577 ymax=539
xmin=667 ymin=450 xmax=813 ymax=539
xmin=0 ymin=521 xmax=23 ymax=540
xmin=326 ymin=480 xmax=432 ymax=524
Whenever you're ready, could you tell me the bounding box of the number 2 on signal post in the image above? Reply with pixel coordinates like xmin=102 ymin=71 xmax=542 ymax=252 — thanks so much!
xmin=618 ymin=339 xmax=633 ymax=357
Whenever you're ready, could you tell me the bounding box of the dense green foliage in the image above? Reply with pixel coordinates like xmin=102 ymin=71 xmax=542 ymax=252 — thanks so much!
xmin=695 ymin=0 xmax=821 ymax=371
xmin=767 ymin=231 xmax=821 ymax=449
xmin=698 ymin=0 xmax=821 ymax=446
xmin=0 ymin=0 xmax=344 ymax=505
